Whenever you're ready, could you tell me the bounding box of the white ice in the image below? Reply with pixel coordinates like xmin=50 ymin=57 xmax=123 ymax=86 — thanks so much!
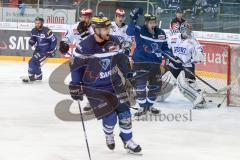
xmin=0 ymin=61 xmax=240 ymax=160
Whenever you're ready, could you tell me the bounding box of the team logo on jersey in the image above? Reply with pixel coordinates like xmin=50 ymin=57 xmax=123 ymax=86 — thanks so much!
xmin=158 ymin=35 xmax=166 ymax=40
xmin=151 ymin=43 xmax=159 ymax=53
xmin=40 ymin=34 xmax=45 ymax=38
xmin=174 ymin=47 xmax=187 ymax=55
xmin=171 ymin=22 xmax=179 ymax=30
xmin=100 ymin=59 xmax=111 ymax=70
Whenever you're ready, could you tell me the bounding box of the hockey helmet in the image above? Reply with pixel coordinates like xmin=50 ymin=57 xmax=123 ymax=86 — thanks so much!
xmin=144 ymin=13 xmax=157 ymax=22
xmin=80 ymin=8 xmax=93 ymax=16
xmin=115 ymin=9 xmax=125 ymax=16
xmin=91 ymin=16 xmax=111 ymax=28
xmin=180 ymin=22 xmax=192 ymax=38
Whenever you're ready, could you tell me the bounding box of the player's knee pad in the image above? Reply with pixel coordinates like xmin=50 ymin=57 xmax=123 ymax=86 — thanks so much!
xmin=102 ymin=112 xmax=117 ymax=135
xmin=177 ymin=71 xmax=202 ymax=103
xmin=157 ymin=71 xmax=177 ymax=102
xmin=118 ymin=110 xmax=132 ymax=132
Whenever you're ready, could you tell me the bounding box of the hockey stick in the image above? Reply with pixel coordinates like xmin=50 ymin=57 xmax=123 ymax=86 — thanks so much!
xmin=77 ymin=100 xmax=92 ymax=160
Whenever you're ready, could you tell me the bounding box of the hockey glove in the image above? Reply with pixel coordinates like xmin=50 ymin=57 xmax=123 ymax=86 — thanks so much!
xmin=59 ymin=41 xmax=70 ymax=55
xmin=77 ymin=21 xmax=88 ymax=34
xmin=121 ymin=41 xmax=132 ymax=56
xmin=47 ymin=49 xmax=56 ymax=57
xmin=29 ymin=38 xmax=36 ymax=46
xmin=69 ymin=84 xmax=84 ymax=101
xmin=130 ymin=8 xmax=143 ymax=21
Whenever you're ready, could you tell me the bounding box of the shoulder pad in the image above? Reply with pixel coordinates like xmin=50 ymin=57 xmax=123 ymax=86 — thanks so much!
xmin=43 ymin=27 xmax=53 ymax=37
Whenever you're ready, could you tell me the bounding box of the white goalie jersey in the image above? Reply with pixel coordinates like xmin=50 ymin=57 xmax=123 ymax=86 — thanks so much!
xmin=168 ymin=33 xmax=204 ymax=67
xmin=110 ymin=21 xmax=132 ymax=43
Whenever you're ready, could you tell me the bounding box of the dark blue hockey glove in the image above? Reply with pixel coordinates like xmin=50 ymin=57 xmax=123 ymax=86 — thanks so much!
xmin=59 ymin=41 xmax=69 ymax=55
xmin=69 ymin=84 xmax=84 ymax=101
xmin=29 ymin=38 xmax=36 ymax=46
xmin=130 ymin=8 xmax=143 ymax=21
xmin=47 ymin=49 xmax=56 ymax=57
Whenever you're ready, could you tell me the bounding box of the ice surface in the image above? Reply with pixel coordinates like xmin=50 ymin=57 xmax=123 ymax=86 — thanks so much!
xmin=0 ymin=61 xmax=240 ymax=160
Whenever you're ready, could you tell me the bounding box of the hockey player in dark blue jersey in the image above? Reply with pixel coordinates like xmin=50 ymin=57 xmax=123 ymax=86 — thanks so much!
xmin=22 ymin=17 xmax=57 ymax=83
xmin=127 ymin=8 xmax=171 ymax=116
xmin=69 ymin=16 xmax=142 ymax=154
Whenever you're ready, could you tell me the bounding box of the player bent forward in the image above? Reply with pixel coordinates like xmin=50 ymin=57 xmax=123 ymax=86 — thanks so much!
xmin=165 ymin=23 xmax=206 ymax=108
xmin=68 ymin=16 xmax=142 ymax=154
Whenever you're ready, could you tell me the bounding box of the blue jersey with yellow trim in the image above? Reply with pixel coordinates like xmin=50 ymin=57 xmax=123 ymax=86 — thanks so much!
xmin=30 ymin=26 xmax=57 ymax=54
xmin=70 ymin=34 xmax=130 ymax=90
xmin=126 ymin=20 xmax=170 ymax=63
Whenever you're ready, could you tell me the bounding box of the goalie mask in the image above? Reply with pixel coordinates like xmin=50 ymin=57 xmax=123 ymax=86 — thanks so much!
xmin=180 ymin=22 xmax=193 ymax=39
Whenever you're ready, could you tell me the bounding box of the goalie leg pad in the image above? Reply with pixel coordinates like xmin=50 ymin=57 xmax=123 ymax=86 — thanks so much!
xmin=158 ymin=71 xmax=178 ymax=102
xmin=177 ymin=71 xmax=205 ymax=107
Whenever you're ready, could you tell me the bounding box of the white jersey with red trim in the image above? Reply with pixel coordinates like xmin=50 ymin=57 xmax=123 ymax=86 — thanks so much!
xmin=62 ymin=22 xmax=94 ymax=45
xmin=62 ymin=22 xmax=94 ymax=57
xmin=110 ymin=21 xmax=132 ymax=43
xmin=168 ymin=33 xmax=204 ymax=67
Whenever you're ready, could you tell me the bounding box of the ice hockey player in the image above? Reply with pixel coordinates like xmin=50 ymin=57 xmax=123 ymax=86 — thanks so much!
xmin=22 ymin=17 xmax=57 ymax=83
xmin=126 ymin=8 xmax=171 ymax=116
xmin=169 ymin=7 xmax=186 ymax=35
xmin=59 ymin=8 xmax=93 ymax=112
xmin=68 ymin=16 xmax=142 ymax=154
xmin=59 ymin=8 xmax=93 ymax=56
xmin=166 ymin=23 xmax=206 ymax=108
xmin=110 ymin=8 xmax=133 ymax=55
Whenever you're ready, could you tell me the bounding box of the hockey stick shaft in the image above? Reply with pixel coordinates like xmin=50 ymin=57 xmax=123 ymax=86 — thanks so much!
xmin=77 ymin=100 xmax=92 ymax=160
xmin=184 ymin=68 xmax=218 ymax=92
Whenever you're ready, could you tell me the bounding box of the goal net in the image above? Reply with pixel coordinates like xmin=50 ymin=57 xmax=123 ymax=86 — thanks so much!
xmin=195 ymin=41 xmax=240 ymax=107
